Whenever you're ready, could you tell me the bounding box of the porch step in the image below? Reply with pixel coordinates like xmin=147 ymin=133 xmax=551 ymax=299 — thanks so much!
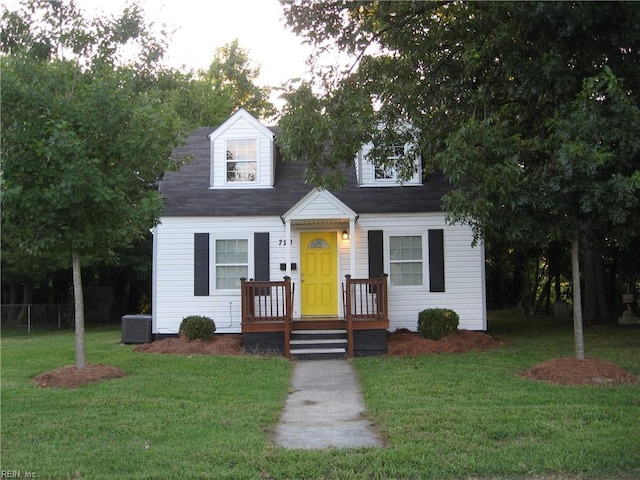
xmin=289 ymin=329 xmax=348 ymax=360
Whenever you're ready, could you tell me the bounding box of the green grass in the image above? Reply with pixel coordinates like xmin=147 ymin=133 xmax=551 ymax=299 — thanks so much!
xmin=2 ymin=313 xmax=639 ymax=479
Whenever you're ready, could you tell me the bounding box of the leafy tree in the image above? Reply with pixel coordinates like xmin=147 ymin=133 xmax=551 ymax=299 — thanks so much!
xmin=1 ymin=0 xmax=188 ymax=368
xmin=279 ymin=1 xmax=640 ymax=358
xmin=169 ymin=39 xmax=275 ymax=127
xmin=205 ymin=39 xmax=275 ymax=121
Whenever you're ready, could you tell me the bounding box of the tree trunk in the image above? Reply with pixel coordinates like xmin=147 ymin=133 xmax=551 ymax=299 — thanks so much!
xmin=72 ymin=250 xmax=87 ymax=369
xmin=571 ymin=235 xmax=585 ymax=359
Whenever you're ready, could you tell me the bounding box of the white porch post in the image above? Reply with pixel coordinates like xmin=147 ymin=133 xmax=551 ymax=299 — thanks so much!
xmin=349 ymin=218 xmax=356 ymax=277
xmin=285 ymin=220 xmax=292 ymax=277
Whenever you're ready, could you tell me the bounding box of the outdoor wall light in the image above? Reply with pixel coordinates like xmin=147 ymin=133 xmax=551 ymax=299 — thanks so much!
xmin=342 ymin=230 xmax=350 ymax=240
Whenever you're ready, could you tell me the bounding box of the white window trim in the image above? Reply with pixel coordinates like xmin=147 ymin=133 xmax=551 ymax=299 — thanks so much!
xmin=386 ymin=232 xmax=426 ymax=289
xmin=211 ymin=236 xmax=253 ymax=293
xmin=224 ymin=137 xmax=259 ymax=185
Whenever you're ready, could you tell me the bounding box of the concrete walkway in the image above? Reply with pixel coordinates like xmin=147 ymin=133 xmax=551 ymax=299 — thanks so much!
xmin=274 ymin=359 xmax=383 ymax=449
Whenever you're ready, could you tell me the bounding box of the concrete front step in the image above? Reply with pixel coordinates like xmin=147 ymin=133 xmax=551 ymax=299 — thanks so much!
xmin=290 ymin=338 xmax=347 ymax=345
xmin=290 ymin=329 xmax=348 ymax=360
xmin=290 ymin=349 xmax=347 ymax=361
xmin=291 ymin=329 xmax=347 ymax=340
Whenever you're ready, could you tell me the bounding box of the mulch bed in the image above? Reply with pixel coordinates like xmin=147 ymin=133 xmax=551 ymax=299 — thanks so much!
xmin=33 ymin=330 xmax=636 ymax=389
xmin=521 ymin=357 xmax=637 ymax=386
xmin=32 ymin=364 xmax=126 ymax=389
xmin=133 ymin=334 xmax=244 ymax=356
xmin=386 ymin=329 xmax=502 ymax=355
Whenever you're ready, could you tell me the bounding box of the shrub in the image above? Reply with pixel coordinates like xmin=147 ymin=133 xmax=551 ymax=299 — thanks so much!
xmin=418 ymin=308 xmax=459 ymax=340
xmin=179 ymin=315 xmax=216 ymax=341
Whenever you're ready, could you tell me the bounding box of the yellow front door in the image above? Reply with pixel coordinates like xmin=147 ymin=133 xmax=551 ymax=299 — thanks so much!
xmin=300 ymin=231 xmax=338 ymax=316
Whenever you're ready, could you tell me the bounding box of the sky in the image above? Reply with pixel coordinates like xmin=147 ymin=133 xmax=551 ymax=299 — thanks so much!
xmin=3 ymin=0 xmax=314 ymax=100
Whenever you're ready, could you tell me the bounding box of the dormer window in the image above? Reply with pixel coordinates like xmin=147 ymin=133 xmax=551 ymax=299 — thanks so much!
xmin=374 ymin=145 xmax=405 ymax=181
xmin=358 ymin=144 xmax=421 ymax=186
xmin=226 ymin=139 xmax=257 ymax=182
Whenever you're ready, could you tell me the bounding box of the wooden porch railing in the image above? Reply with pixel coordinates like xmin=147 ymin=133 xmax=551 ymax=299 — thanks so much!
xmin=240 ymin=277 xmax=293 ymax=357
xmin=343 ymin=274 xmax=389 ymax=357
xmin=241 ymin=275 xmax=388 ymax=359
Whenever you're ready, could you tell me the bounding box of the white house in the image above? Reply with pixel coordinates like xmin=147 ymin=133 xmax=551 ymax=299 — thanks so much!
xmin=152 ymin=109 xmax=486 ymax=357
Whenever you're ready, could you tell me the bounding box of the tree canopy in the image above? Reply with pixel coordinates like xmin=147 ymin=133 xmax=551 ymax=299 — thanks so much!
xmin=2 ymin=2 xmax=275 ymax=335
xmin=279 ymin=1 xmax=640 ymax=357
xmin=167 ymin=39 xmax=275 ymax=128
xmin=1 ymin=0 xmax=189 ymax=367
xmin=279 ymin=1 xmax=640 ymax=245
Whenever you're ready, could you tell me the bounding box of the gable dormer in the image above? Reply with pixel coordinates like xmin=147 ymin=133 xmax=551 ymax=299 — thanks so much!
xmin=355 ymin=141 xmax=423 ymax=187
xmin=209 ymin=109 xmax=275 ymax=189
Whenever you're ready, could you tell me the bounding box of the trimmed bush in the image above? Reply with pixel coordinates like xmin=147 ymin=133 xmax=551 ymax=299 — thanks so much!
xmin=179 ymin=315 xmax=216 ymax=341
xmin=418 ymin=308 xmax=459 ymax=340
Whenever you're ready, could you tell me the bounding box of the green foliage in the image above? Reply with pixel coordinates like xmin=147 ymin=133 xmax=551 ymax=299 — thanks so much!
xmin=417 ymin=308 xmax=459 ymax=340
xmin=1 ymin=0 xmax=188 ymax=268
xmin=168 ymin=40 xmax=275 ymax=128
xmin=280 ymin=1 xmax=640 ymax=249
xmin=280 ymin=0 xmax=640 ymax=353
xmin=0 ymin=0 xmax=190 ymax=368
xmin=179 ymin=315 xmax=216 ymax=341
xmin=276 ymin=81 xmax=374 ymax=189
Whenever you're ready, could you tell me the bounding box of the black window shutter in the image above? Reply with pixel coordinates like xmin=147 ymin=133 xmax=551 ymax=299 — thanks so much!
xmin=254 ymin=233 xmax=270 ymax=281
xmin=368 ymin=230 xmax=384 ymax=278
xmin=428 ymin=229 xmax=445 ymax=292
xmin=194 ymin=233 xmax=210 ymax=296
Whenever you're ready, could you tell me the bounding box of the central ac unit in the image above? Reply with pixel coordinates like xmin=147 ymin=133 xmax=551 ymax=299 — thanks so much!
xmin=121 ymin=314 xmax=152 ymax=344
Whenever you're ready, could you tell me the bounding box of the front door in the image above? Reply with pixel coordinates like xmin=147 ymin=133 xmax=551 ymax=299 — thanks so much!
xmin=300 ymin=231 xmax=338 ymax=316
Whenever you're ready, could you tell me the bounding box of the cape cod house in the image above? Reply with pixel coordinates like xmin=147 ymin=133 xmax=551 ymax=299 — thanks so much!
xmin=152 ymin=109 xmax=486 ymax=358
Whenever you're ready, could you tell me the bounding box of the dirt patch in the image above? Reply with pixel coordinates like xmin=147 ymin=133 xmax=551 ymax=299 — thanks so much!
xmin=133 ymin=334 xmax=244 ymax=356
xmin=521 ymin=357 xmax=637 ymax=386
xmin=33 ymin=364 xmax=126 ymax=389
xmin=387 ymin=329 xmax=503 ymax=356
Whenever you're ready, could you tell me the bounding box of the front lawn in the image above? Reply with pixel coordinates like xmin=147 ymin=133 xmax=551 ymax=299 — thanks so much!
xmin=1 ymin=313 xmax=638 ymax=479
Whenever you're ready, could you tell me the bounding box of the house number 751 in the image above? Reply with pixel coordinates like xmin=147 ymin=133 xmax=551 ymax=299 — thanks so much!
xmin=278 ymin=239 xmax=293 ymax=246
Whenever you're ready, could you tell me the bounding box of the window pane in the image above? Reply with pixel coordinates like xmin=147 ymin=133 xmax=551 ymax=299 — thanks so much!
xmin=227 ymin=161 xmax=257 ymax=182
xmin=216 ymin=240 xmax=227 ymax=262
xmin=226 ymin=139 xmax=257 ymax=161
xmin=215 ymin=240 xmax=248 ymax=289
xmin=246 ymin=139 xmax=257 ymax=159
xmin=391 ymin=145 xmax=404 ymax=158
xmin=375 ymin=165 xmax=394 ymax=179
xmin=390 ymin=262 xmax=423 ymax=286
xmin=389 ymin=235 xmax=423 ymax=286
xmin=226 ymin=139 xmax=258 ymax=182
xmin=216 ymin=266 xmax=247 ymax=289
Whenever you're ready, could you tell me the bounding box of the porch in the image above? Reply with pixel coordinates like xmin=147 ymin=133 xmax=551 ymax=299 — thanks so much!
xmin=240 ymin=275 xmax=389 ymax=358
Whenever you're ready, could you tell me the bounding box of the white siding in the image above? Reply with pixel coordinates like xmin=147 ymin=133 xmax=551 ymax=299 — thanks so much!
xmin=354 ymin=213 xmax=486 ymax=331
xmin=153 ymin=212 xmax=486 ymax=335
xmin=153 ymin=216 xmax=285 ymax=334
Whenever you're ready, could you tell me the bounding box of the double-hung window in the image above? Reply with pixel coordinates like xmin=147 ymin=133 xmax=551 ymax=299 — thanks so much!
xmin=215 ymin=239 xmax=248 ymax=289
xmin=226 ymin=139 xmax=257 ymax=182
xmin=389 ymin=235 xmax=423 ymax=286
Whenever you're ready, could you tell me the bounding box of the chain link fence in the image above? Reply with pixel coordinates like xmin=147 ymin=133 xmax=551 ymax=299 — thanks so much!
xmin=1 ymin=304 xmax=72 ymax=332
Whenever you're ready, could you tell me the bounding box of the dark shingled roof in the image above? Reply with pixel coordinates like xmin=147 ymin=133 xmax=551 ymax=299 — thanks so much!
xmin=160 ymin=127 xmax=451 ymax=217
